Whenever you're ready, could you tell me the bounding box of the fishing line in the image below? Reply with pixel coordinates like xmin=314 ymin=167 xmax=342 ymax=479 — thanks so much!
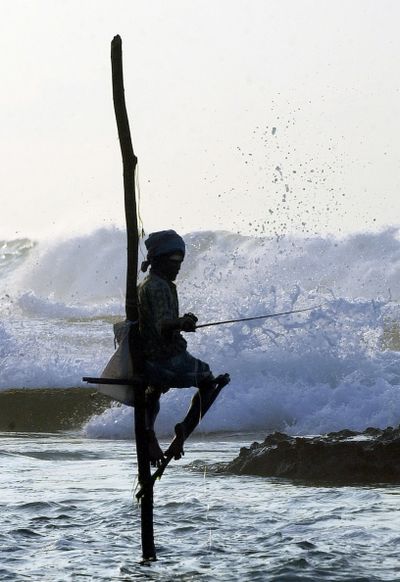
xmin=135 ymin=166 xmax=146 ymax=264
xmin=135 ymin=163 xmax=145 ymax=239
xmin=191 ymin=360 xmax=212 ymax=543
xmin=203 ymin=461 xmax=212 ymax=550
xmin=134 ymin=164 xmax=147 ymax=268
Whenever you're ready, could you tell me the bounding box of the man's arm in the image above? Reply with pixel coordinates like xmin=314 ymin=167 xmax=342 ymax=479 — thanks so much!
xmin=161 ymin=313 xmax=197 ymax=334
xmin=142 ymin=282 xmax=197 ymax=335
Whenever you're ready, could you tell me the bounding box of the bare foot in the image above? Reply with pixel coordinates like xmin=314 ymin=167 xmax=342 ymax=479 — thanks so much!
xmin=165 ymin=423 xmax=185 ymax=460
xmin=214 ymin=373 xmax=230 ymax=388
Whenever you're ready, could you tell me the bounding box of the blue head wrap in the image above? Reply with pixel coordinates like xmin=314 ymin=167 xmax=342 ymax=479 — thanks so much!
xmin=141 ymin=230 xmax=185 ymax=271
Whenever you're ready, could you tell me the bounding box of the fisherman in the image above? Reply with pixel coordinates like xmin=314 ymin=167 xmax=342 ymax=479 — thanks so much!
xmin=138 ymin=230 xmax=230 ymax=466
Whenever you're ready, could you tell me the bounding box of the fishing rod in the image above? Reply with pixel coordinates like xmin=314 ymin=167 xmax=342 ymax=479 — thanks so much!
xmin=196 ymin=304 xmax=321 ymax=329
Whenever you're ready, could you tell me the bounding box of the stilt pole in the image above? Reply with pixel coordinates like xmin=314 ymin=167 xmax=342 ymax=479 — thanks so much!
xmin=134 ymin=387 xmax=155 ymax=560
xmin=110 ymin=35 xmax=138 ymax=323
xmin=111 ymin=34 xmax=156 ymax=561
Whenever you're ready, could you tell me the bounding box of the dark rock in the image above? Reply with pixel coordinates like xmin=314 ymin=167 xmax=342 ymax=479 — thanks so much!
xmin=217 ymin=427 xmax=400 ymax=484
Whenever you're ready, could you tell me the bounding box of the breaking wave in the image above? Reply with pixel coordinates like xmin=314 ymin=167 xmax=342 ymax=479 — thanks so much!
xmin=2 ymin=227 xmax=400 ymax=437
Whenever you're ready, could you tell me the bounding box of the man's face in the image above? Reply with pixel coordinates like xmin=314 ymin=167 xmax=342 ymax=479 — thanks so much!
xmin=161 ymin=253 xmax=184 ymax=281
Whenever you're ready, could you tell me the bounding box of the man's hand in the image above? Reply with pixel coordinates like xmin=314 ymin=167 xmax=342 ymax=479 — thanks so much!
xmin=161 ymin=313 xmax=198 ymax=335
xmin=179 ymin=312 xmax=198 ymax=332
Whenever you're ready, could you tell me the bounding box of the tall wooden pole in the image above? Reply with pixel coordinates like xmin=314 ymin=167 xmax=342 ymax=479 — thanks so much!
xmin=110 ymin=35 xmax=138 ymax=323
xmin=111 ymin=34 xmax=156 ymax=561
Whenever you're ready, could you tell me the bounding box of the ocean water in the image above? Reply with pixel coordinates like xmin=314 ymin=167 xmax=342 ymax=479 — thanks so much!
xmin=2 ymin=432 xmax=400 ymax=581
xmin=2 ymin=228 xmax=400 ymax=579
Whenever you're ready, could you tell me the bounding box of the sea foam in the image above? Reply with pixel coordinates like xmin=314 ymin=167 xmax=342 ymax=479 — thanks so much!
xmin=1 ymin=227 xmax=400 ymax=437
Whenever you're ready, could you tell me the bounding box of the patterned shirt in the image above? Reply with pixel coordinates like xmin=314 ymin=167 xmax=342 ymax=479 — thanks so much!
xmin=138 ymin=271 xmax=187 ymax=360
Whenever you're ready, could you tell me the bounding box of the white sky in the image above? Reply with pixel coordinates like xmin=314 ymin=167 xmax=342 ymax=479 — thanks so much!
xmin=1 ymin=0 xmax=400 ymax=240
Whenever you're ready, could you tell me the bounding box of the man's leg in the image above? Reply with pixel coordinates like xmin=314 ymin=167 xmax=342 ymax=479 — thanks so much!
xmin=145 ymin=352 xmax=230 ymax=460
xmin=145 ymin=385 xmax=161 ymax=431
xmin=168 ymin=373 xmax=230 ymax=459
xmin=145 ymin=386 xmax=165 ymax=466
xmin=178 ymin=378 xmax=215 ymax=438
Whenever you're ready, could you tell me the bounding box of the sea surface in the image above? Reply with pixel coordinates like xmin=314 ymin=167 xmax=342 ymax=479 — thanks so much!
xmin=2 ymin=431 xmax=400 ymax=581
xmin=2 ymin=228 xmax=400 ymax=579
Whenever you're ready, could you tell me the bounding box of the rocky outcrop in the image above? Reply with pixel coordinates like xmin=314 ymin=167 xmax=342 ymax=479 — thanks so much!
xmin=217 ymin=427 xmax=400 ymax=483
xmin=0 ymin=388 xmax=111 ymax=432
